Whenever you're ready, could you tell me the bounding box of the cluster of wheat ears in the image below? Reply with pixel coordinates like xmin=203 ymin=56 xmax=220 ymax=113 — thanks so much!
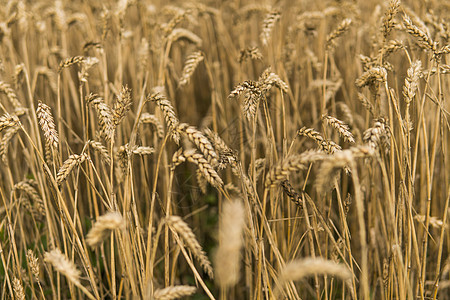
xmin=0 ymin=0 xmax=449 ymax=299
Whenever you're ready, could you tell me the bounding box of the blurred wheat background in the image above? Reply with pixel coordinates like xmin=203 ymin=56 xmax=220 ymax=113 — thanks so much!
xmin=0 ymin=0 xmax=449 ymax=299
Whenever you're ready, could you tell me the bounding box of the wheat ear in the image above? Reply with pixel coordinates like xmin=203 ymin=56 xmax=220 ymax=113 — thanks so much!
xmin=214 ymin=199 xmax=246 ymax=288
xmin=179 ymin=51 xmax=204 ymax=87
xmin=86 ymin=211 xmax=126 ymax=247
xmin=153 ymin=285 xmax=196 ymax=300
xmin=36 ymin=100 xmax=59 ymax=149
xmin=56 ymin=153 xmax=88 ymax=184
xmin=166 ymin=215 xmax=214 ymax=279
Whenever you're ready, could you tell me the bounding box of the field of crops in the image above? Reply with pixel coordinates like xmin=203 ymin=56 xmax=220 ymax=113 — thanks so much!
xmin=0 ymin=0 xmax=449 ymax=299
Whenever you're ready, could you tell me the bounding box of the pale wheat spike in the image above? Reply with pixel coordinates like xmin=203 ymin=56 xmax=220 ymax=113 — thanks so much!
xmin=280 ymin=257 xmax=352 ymax=282
xmin=326 ymin=18 xmax=352 ymax=51
xmin=44 ymin=248 xmax=81 ymax=285
xmin=265 ymin=150 xmax=325 ymax=187
xmin=363 ymin=118 xmax=391 ymax=149
xmin=260 ymin=9 xmax=280 ymax=46
xmin=175 ymin=123 xmax=218 ymax=166
xmin=403 ymin=15 xmax=437 ymax=53
xmin=86 ymin=212 xmax=126 ymax=247
xmin=403 ymin=60 xmax=421 ymax=104
xmin=153 ymin=285 xmax=196 ymax=300
xmin=87 ymin=140 xmax=111 ymax=165
xmin=167 ymin=28 xmax=202 ymax=46
xmin=56 ymin=153 xmax=88 ymax=184
xmin=355 ymin=67 xmax=387 ymax=88
xmin=214 ymin=199 xmax=246 ymax=288
xmin=86 ymin=93 xmax=114 ymax=139
xmin=403 ymin=60 xmax=421 ymax=129
xmin=0 ymin=124 xmax=20 ymax=161
xmin=316 ymin=146 xmax=374 ymax=194
xmin=162 ymin=9 xmax=188 ymax=37
xmin=414 ymin=215 xmax=446 ymax=229
xmin=229 ymin=80 xmax=263 ymax=120
xmin=179 ymin=51 xmax=204 ymax=87
xmin=36 ymin=100 xmax=59 ymax=149
xmin=0 ymin=113 xmax=20 ymax=133
xmin=323 ymin=115 xmax=355 ymax=143
xmin=379 ymin=39 xmax=404 ymax=59
xmin=26 ymin=250 xmax=40 ymax=283
xmin=297 ymin=127 xmax=342 ymax=154
xmin=148 ymin=86 xmax=180 ymax=144
xmin=0 ymin=81 xmax=22 ymax=108
xmin=166 ymin=215 xmax=214 ymax=279
xmin=132 ymin=146 xmax=155 ymax=155
xmin=13 ymin=181 xmax=45 ymax=216
xmin=381 ymin=0 xmax=400 ymax=39
xmin=182 ymin=149 xmax=223 ymax=188
xmin=112 ymin=85 xmax=132 ymax=127
xmin=259 ymin=68 xmax=289 ymax=93
xmin=12 ymin=277 xmax=25 ymax=300
xmin=58 ymin=56 xmax=85 ymax=72
xmin=140 ymin=112 xmax=165 ymax=138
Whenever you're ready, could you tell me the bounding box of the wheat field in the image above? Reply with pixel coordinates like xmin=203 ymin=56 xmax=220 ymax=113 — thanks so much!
xmin=0 ymin=0 xmax=449 ymax=299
